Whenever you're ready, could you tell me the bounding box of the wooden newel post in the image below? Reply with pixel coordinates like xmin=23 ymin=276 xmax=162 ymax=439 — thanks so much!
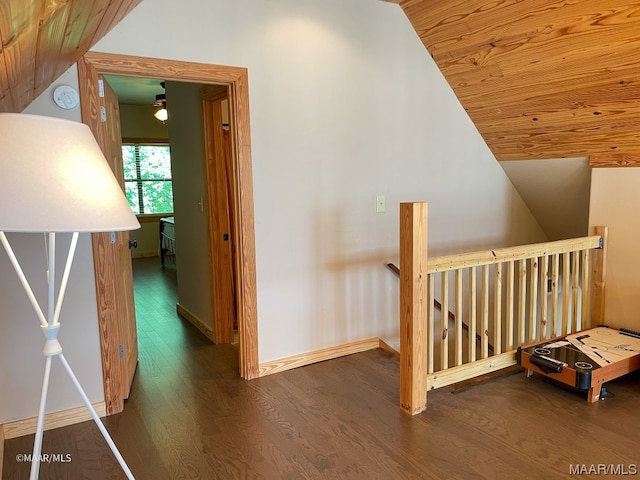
xmin=399 ymin=202 xmax=428 ymax=415
xmin=590 ymin=226 xmax=608 ymax=327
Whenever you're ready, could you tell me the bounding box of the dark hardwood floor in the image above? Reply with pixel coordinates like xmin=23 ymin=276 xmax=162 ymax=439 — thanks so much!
xmin=3 ymin=257 xmax=640 ymax=479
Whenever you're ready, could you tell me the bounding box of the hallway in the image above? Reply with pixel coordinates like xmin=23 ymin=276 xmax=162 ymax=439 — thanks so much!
xmin=131 ymin=257 xmax=214 ymax=388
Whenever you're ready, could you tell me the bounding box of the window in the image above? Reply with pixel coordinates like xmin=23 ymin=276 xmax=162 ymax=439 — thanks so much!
xmin=122 ymin=144 xmax=174 ymax=215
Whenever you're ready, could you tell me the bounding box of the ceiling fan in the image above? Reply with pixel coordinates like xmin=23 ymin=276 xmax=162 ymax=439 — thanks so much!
xmin=153 ymin=82 xmax=167 ymax=122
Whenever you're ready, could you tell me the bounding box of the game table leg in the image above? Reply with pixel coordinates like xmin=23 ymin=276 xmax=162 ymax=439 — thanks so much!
xmin=587 ymin=385 xmax=601 ymax=403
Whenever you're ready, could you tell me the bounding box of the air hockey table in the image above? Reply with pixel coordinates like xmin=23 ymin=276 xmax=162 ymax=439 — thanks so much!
xmin=516 ymin=326 xmax=640 ymax=402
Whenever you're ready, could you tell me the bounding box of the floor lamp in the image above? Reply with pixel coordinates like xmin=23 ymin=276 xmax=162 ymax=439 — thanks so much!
xmin=0 ymin=113 xmax=140 ymax=479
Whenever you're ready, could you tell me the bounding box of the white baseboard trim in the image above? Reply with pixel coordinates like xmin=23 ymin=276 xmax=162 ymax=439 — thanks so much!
xmin=176 ymin=303 xmax=215 ymax=342
xmin=258 ymin=337 xmax=382 ymax=377
xmin=2 ymin=401 xmax=107 ymax=440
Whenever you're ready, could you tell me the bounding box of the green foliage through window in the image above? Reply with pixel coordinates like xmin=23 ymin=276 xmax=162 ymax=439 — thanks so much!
xmin=122 ymin=144 xmax=174 ymax=215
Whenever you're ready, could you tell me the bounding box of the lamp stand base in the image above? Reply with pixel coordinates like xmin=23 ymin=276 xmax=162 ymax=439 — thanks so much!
xmin=0 ymin=231 xmax=135 ymax=480
xmin=30 ymin=325 xmax=135 ymax=480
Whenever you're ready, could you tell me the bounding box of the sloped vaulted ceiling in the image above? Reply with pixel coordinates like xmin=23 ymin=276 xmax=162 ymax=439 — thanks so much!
xmin=393 ymin=0 xmax=640 ymax=162
xmin=0 ymin=0 xmax=141 ymax=113
xmin=4 ymin=0 xmax=640 ymax=166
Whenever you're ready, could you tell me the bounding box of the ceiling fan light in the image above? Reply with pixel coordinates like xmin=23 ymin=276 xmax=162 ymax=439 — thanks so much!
xmin=154 ymin=107 xmax=168 ymax=122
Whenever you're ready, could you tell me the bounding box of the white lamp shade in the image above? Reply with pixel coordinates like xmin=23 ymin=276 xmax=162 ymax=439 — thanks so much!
xmin=0 ymin=113 xmax=140 ymax=232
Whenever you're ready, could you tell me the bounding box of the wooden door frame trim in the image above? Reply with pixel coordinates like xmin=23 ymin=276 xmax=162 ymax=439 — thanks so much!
xmin=79 ymin=53 xmax=259 ymax=407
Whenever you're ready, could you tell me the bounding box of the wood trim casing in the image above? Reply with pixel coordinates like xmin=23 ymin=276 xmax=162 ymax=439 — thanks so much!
xmin=136 ymin=214 xmax=171 ymax=224
xmin=2 ymin=402 xmax=107 ymax=440
xmin=79 ymin=52 xmax=259 ymax=384
xmin=121 ymin=137 xmax=169 ymax=145
xmin=378 ymin=339 xmax=400 ymax=358
xmin=259 ymin=338 xmax=382 ymax=377
xmin=227 ymin=63 xmax=259 ymax=379
xmin=176 ymin=303 xmax=216 ymax=343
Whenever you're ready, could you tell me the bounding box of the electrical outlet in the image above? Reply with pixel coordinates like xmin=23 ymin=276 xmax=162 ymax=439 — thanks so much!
xmin=376 ymin=195 xmax=386 ymax=213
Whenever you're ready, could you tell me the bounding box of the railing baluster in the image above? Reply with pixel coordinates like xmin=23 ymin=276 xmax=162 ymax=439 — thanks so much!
xmin=469 ymin=266 xmax=477 ymax=363
xmin=581 ymin=249 xmax=590 ymax=330
xmin=481 ymin=265 xmax=489 ymax=359
xmin=428 ymin=274 xmax=435 ymax=374
xmin=506 ymin=261 xmax=515 ymax=351
xmin=551 ymin=254 xmax=559 ymax=337
xmin=528 ymin=257 xmax=538 ymax=343
xmin=562 ymin=252 xmax=570 ymax=335
xmin=571 ymin=251 xmax=580 ymax=333
xmin=517 ymin=259 xmax=527 ymax=346
xmin=455 ymin=269 xmax=463 ymax=366
xmin=493 ymin=263 xmax=502 ymax=355
xmin=441 ymin=271 xmax=449 ymax=370
xmin=540 ymin=256 xmax=549 ymax=340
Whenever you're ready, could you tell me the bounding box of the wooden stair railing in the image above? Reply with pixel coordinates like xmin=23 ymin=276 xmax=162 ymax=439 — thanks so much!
xmin=397 ymin=202 xmax=608 ymax=416
xmin=386 ymin=263 xmax=494 ymax=353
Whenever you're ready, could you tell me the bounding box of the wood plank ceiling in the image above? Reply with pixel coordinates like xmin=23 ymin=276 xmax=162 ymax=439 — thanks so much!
xmin=2 ymin=0 xmax=640 ymax=165
xmin=394 ymin=0 xmax=640 ymax=162
xmin=0 ymin=0 xmax=141 ymax=114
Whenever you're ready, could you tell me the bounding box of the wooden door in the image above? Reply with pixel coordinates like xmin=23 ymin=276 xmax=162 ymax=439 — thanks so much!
xmin=103 ymin=75 xmax=138 ymax=398
xmin=77 ymin=58 xmax=138 ymax=413
xmin=203 ymin=88 xmax=236 ymax=343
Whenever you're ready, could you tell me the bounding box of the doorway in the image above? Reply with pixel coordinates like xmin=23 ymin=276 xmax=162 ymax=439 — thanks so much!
xmin=105 ymin=76 xmax=238 ymax=345
xmin=77 ymin=52 xmax=259 ymax=415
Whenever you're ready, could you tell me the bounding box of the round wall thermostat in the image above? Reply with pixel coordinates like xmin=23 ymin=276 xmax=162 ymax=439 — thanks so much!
xmin=52 ymin=85 xmax=80 ymax=110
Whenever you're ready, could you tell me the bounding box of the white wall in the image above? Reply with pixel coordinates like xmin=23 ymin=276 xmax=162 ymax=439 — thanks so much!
xmin=165 ymin=81 xmax=213 ymax=327
xmin=500 ymin=157 xmax=591 ymax=241
xmin=129 ymin=222 xmax=161 ymax=258
xmin=589 ymin=168 xmax=640 ymax=331
xmin=119 ymin=103 xmax=169 ymax=140
xmin=0 ymin=66 xmax=105 ymax=423
xmin=92 ymin=0 xmax=546 ymax=362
